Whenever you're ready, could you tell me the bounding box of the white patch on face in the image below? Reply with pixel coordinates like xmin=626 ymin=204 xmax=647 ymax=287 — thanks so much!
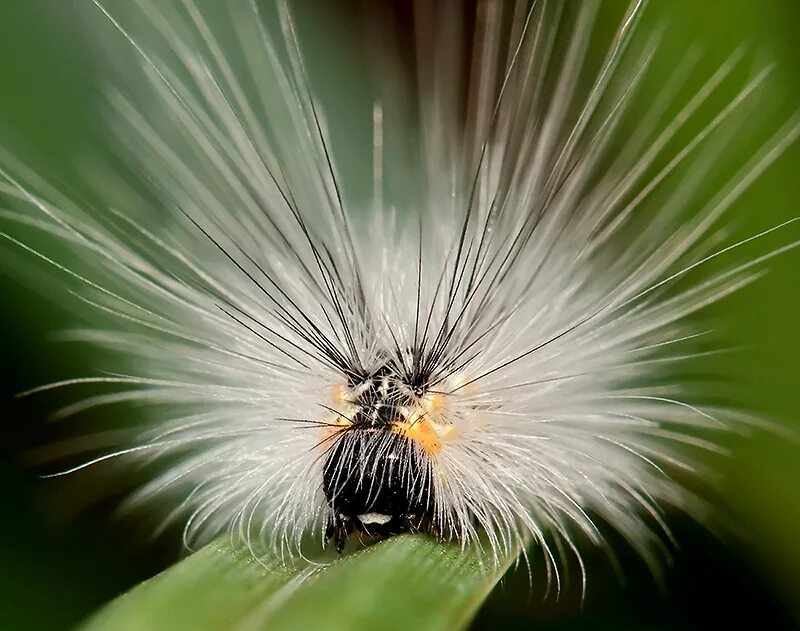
xmin=357 ymin=512 xmax=392 ymax=525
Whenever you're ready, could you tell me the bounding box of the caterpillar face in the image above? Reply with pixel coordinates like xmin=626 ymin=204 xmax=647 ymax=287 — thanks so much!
xmin=322 ymin=361 xmax=455 ymax=551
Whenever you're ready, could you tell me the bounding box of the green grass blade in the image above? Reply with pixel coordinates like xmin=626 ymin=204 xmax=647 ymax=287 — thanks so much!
xmin=80 ymin=535 xmax=516 ymax=631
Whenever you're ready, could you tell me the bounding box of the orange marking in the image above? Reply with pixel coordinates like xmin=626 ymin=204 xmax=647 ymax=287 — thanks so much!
xmin=390 ymin=416 xmax=456 ymax=456
xmin=331 ymin=383 xmax=351 ymax=405
xmin=422 ymin=393 xmax=446 ymax=414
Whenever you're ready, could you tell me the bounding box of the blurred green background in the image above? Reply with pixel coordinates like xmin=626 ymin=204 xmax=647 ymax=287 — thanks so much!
xmin=1 ymin=1 xmax=799 ymax=629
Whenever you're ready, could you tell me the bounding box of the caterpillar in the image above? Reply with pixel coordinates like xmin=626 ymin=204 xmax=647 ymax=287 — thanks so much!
xmin=1 ymin=0 xmax=797 ymax=591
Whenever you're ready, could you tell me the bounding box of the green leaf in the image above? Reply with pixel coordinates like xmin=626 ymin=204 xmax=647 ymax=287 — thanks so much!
xmin=79 ymin=535 xmax=516 ymax=631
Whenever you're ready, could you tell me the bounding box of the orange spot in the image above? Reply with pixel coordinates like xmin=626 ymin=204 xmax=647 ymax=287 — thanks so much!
xmin=422 ymin=393 xmax=446 ymax=414
xmin=331 ymin=383 xmax=351 ymax=405
xmin=391 ymin=417 xmax=456 ymax=456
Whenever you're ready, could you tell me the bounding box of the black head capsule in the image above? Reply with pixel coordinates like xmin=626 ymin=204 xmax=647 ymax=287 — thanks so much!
xmin=322 ymin=430 xmax=433 ymax=551
xmin=347 ymin=363 xmax=409 ymax=427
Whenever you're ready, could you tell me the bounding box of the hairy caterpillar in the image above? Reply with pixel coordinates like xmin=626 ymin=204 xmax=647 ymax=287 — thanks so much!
xmin=1 ymin=0 xmax=797 ymax=592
